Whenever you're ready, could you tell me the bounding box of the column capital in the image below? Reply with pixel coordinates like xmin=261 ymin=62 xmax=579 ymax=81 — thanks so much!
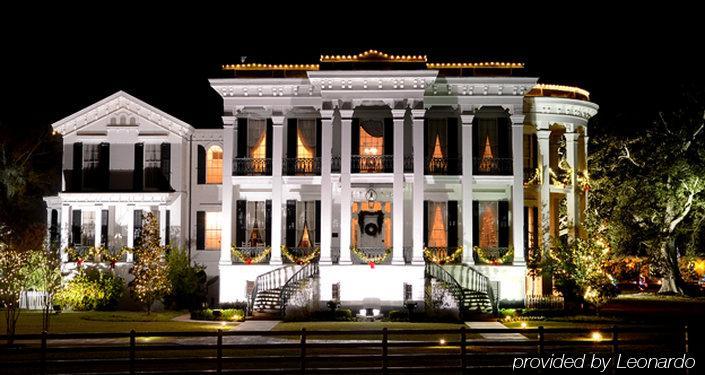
xmin=391 ymin=109 xmax=408 ymax=119
xmin=565 ymin=132 xmax=580 ymax=142
xmin=222 ymin=116 xmax=236 ymax=126
xmin=536 ymin=129 xmax=552 ymax=139
xmin=510 ymin=114 xmax=525 ymax=125
xmin=320 ymin=109 xmax=335 ymax=119
xmin=339 ymin=109 xmax=354 ymax=119
xmin=460 ymin=114 xmax=474 ymax=125
xmin=271 ymin=115 xmax=285 ymax=126
xmin=411 ymin=109 xmax=426 ymax=119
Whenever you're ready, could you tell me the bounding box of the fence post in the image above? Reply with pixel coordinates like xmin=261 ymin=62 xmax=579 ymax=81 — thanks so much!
xmin=460 ymin=326 xmax=467 ymax=372
xmin=382 ymin=328 xmax=388 ymax=375
xmin=300 ymin=328 xmax=306 ymax=374
xmin=217 ymin=329 xmax=223 ymax=374
xmin=40 ymin=330 xmax=47 ymax=375
xmin=538 ymin=326 xmax=544 ymax=356
xmin=129 ymin=329 xmax=136 ymax=375
xmin=611 ymin=326 xmax=619 ymax=354
xmin=683 ymin=325 xmax=689 ymax=353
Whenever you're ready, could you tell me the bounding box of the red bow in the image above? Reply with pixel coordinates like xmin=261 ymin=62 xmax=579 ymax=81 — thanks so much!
xmin=245 ymin=258 xmax=252 ymax=265
xmin=368 ymin=261 xmax=375 ymax=269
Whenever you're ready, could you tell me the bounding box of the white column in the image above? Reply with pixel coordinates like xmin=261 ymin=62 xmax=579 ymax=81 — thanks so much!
xmin=60 ymin=205 xmax=70 ymax=262
xmin=220 ymin=122 xmax=235 ymax=265
xmin=411 ymin=110 xmax=426 ymax=265
xmin=158 ymin=206 xmax=167 ymax=246
xmin=460 ymin=114 xmax=475 ymax=265
xmin=94 ymin=206 xmax=102 ymax=248
xmin=269 ymin=115 xmax=284 ymax=265
xmin=320 ymin=112 xmax=333 ymax=265
xmin=537 ymin=130 xmax=552 ymax=248
xmin=565 ymin=132 xmax=580 ymax=237
xmin=391 ymin=110 xmax=405 ymax=265
xmin=511 ymin=117 xmax=526 ymax=265
xmin=583 ymin=135 xmax=589 ymax=211
xmin=339 ymin=113 xmax=353 ymax=265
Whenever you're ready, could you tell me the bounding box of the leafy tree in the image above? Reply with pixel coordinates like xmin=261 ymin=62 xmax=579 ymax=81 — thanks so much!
xmin=130 ymin=212 xmax=171 ymax=314
xmin=590 ymin=88 xmax=705 ymax=294
xmin=54 ymin=268 xmax=124 ymax=311
xmin=0 ymin=226 xmax=29 ymax=344
xmin=25 ymin=245 xmax=63 ymax=331
xmin=164 ymin=247 xmax=207 ymax=311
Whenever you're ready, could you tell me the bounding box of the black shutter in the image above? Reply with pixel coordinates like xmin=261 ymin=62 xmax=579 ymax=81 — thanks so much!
xmin=100 ymin=209 xmax=108 ymax=247
xmin=133 ymin=209 xmax=143 ymax=246
xmin=447 ymin=117 xmax=459 ymax=174
xmin=50 ymin=210 xmax=59 ymax=245
xmin=472 ymin=121 xmax=479 ymax=162
xmin=315 ymin=119 xmax=322 ymax=159
xmin=447 ymin=200 xmax=458 ymax=248
xmin=237 ymin=118 xmax=248 ymax=158
xmin=423 ymin=201 xmax=428 ymax=247
xmin=265 ymin=199 xmax=272 ymax=246
xmin=72 ymin=142 xmax=83 ymax=191
xmin=197 ymin=145 xmax=206 ymax=184
xmin=165 ymin=210 xmax=171 ymax=245
xmin=285 ymin=200 xmax=296 ymax=247
xmin=99 ymin=143 xmax=110 ymax=190
xmin=383 ymin=118 xmax=394 ymax=172
xmin=161 ymin=142 xmax=171 ymax=189
xmin=423 ymin=118 xmax=429 ymax=161
xmin=287 ymin=118 xmax=297 ymax=159
xmin=532 ymin=207 xmax=539 ymax=249
xmin=133 ymin=143 xmax=143 ymax=191
xmin=196 ymin=211 xmax=205 ymax=250
xmin=71 ymin=209 xmax=81 ymax=246
xmin=498 ymin=200 xmax=509 ymax=248
xmin=531 ymin=133 xmax=538 ymax=169
xmin=498 ymin=117 xmax=510 ymax=159
xmin=472 ymin=201 xmax=479 ymax=247
xmin=266 ymin=119 xmax=273 ymax=159
xmin=236 ymin=200 xmax=246 ymax=247
xmin=524 ymin=206 xmax=529 ymax=254
xmin=315 ymin=200 xmax=321 ymax=245
xmin=351 ymin=118 xmax=360 ymax=173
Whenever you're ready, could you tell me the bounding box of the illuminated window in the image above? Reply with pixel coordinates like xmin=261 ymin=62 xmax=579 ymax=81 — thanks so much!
xmin=359 ymin=126 xmax=383 ymax=156
xmin=428 ymin=202 xmax=447 ymax=248
xmin=248 ymin=119 xmax=267 ymax=159
xmin=81 ymin=210 xmax=96 ymax=246
xmin=144 ymin=144 xmax=162 ymax=189
xmin=479 ymin=201 xmax=498 ymax=248
xmin=205 ymin=212 xmax=222 ymax=250
xmin=206 ymin=145 xmax=223 ymax=184
xmin=297 ymin=119 xmax=316 ymax=159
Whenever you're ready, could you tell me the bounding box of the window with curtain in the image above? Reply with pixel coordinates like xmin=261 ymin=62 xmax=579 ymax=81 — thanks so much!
xmin=359 ymin=120 xmax=384 ymax=156
xmin=245 ymin=201 xmax=267 ymax=247
xmin=205 ymin=211 xmax=222 ymax=250
xmin=297 ymin=119 xmax=316 ymax=159
xmin=81 ymin=210 xmax=95 ymax=246
xmin=295 ymin=201 xmax=316 ymax=247
xmin=248 ymin=119 xmax=267 ymax=159
xmin=427 ymin=201 xmax=447 ymax=247
xmin=477 ymin=118 xmax=498 ymax=172
xmin=82 ymin=144 xmax=100 ymax=189
xmin=427 ymin=118 xmax=448 ymax=173
xmin=479 ymin=201 xmax=498 ymax=248
xmin=206 ymin=145 xmax=223 ymax=184
xmin=144 ymin=144 xmax=161 ymax=189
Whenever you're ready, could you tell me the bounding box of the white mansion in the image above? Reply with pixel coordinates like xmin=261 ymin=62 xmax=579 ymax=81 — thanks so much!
xmin=44 ymin=51 xmax=597 ymax=313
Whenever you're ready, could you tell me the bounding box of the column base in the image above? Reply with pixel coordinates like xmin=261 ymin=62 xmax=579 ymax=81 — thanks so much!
xmin=269 ymin=259 xmax=283 ymax=266
xmin=411 ymin=257 xmax=425 ymax=266
xmin=338 ymin=260 xmax=353 ymax=265
xmin=219 ymin=260 xmax=233 ymax=266
xmin=391 ymin=259 xmax=405 ymax=265
xmin=462 ymin=260 xmax=475 ymax=266
xmin=512 ymin=260 xmax=526 ymax=266
xmin=319 ymin=256 xmax=333 ymax=266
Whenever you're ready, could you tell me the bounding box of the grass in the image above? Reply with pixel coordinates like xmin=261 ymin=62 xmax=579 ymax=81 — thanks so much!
xmin=272 ymin=321 xmax=469 ymax=341
xmin=0 ymin=311 xmax=239 ymax=335
xmin=615 ymin=292 xmax=705 ymax=303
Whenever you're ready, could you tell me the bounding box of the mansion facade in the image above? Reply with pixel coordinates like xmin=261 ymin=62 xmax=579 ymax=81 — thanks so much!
xmin=44 ymin=51 xmax=597 ymax=311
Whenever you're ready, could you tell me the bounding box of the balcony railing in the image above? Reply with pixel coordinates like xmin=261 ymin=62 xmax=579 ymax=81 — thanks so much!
xmin=472 ymin=157 xmax=513 ymax=175
xmin=425 ymin=157 xmax=462 ymax=175
xmin=351 ymin=155 xmax=393 ymax=173
xmin=404 ymin=156 xmax=414 ymax=173
xmin=283 ymin=158 xmax=321 ymax=176
xmin=524 ymin=166 xmax=541 ymax=185
xmin=233 ymin=158 xmax=272 ymax=176
xmin=331 ymin=157 xmax=341 ymax=173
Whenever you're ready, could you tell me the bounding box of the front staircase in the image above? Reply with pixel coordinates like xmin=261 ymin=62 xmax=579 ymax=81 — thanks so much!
xmin=249 ymin=263 xmax=319 ymax=320
xmin=425 ymin=263 xmax=498 ymax=320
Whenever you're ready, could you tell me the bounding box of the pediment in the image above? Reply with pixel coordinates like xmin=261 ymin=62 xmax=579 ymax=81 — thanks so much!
xmin=52 ymin=91 xmax=194 ymax=138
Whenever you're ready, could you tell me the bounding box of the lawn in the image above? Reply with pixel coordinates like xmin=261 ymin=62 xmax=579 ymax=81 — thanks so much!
xmin=0 ymin=311 xmax=238 ymax=334
xmin=272 ymin=321 xmax=469 ymax=341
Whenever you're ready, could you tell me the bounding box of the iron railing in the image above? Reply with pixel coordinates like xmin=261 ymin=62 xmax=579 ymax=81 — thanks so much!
xmin=331 ymin=156 xmax=341 ymax=173
xmin=425 ymin=263 xmax=466 ymax=311
xmin=233 ymin=158 xmax=272 ymax=176
xmin=247 ymin=265 xmax=297 ymax=316
xmin=425 ymin=157 xmax=462 ymax=175
xmin=283 ymin=158 xmax=321 ymax=176
xmin=442 ymin=264 xmax=499 ymax=315
xmin=351 ymin=155 xmax=393 ymax=173
xmin=473 ymin=157 xmax=513 ymax=175
xmin=404 ymin=155 xmax=414 ymax=173
xmin=279 ymin=262 xmax=320 ymax=317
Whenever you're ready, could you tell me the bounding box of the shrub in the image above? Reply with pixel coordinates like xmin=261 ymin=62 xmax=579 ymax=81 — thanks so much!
xmin=190 ymin=308 xmax=244 ymax=322
xmin=55 ymin=268 xmax=124 ymax=311
xmin=164 ymin=247 xmax=207 ymax=311
xmin=220 ymin=301 xmax=248 ymax=310
xmin=388 ymin=310 xmax=407 ymax=322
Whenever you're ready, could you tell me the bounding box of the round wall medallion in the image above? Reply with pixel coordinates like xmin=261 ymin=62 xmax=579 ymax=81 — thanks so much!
xmin=365 ymin=188 xmax=377 ymax=203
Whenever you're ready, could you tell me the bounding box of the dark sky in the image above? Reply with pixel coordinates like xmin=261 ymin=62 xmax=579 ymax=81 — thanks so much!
xmin=2 ymin=8 xmax=703 ymax=137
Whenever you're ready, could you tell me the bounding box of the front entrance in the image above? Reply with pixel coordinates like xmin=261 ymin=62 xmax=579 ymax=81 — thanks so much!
xmin=351 ymin=200 xmax=392 ymax=264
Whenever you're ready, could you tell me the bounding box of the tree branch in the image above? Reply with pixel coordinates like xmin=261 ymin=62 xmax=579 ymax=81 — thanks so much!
xmin=618 ymin=145 xmax=643 ymax=167
xmin=668 ymin=179 xmax=698 ymax=233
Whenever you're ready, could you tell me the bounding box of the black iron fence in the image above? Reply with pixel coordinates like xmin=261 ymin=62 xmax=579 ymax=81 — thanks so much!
xmin=233 ymin=158 xmax=272 ymax=176
xmin=0 ymin=326 xmax=693 ymax=374
xmin=351 ymin=155 xmax=393 ymax=173
xmin=283 ymin=158 xmax=321 ymax=176
xmin=425 ymin=157 xmax=462 ymax=175
xmin=473 ymin=157 xmax=513 ymax=175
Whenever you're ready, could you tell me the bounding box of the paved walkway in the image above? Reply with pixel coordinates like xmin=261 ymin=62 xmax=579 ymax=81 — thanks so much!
xmin=233 ymin=320 xmax=281 ymax=331
xmin=465 ymin=321 xmax=528 ymax=340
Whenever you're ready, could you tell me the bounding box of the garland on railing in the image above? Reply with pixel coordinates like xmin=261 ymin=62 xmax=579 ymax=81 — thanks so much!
xmin=281 ymin=245 xmax=320 ymax=265
xmin=423 ymin=247 xmax=463 ymax=265
xmin=65 ymin=246 xmax=132 ymax=268
xmin=350 ymin=246 xmax=392 ymax=268
xmin=577 ymin=169 xmax=591 ymax=192
xmin=231 ymin=246 xmax=271 ymax=264
xmin=473 ymin=246 xmax=514 ymax=265
xmin=524 ymin=165 xmax=542 ymax=186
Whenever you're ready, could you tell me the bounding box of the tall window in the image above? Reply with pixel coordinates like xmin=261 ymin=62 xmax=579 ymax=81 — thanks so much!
xmin=248 ymin=119 xmax=267 ymax=159
xmin=427 ymin=202 xmax=447 ymax=247
xmin=205 ymin=211 xmax=222 ymax=250
xmin=144 ymin=144 xmax=161 ymax=189
xmin=359 ymin=125 xmax=384 ymax=156
xmin=479 ymin=201 xmax=498 ymax=248
xmin=82 ymin=144 xmax=100 ymax=189
xmin=206 ymin=145 xmax=223 ymax=184
xmin=295 ymin=201 xmax=316 ymax=247
xmin=245 ymin=201 xmax=267 ymax=247
xmin=81 ymin=210 xmax=96 ymax=246
xmin=297 ymin=119 xmax=316 ymax=159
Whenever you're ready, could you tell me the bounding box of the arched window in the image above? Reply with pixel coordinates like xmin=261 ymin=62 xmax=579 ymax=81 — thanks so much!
xmin=206 ymin=145 xmax=223 ymax=184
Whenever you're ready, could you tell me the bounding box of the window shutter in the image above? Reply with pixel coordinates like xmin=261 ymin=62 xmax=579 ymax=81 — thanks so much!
xmin=383 ymin=118 xmax=394 ymax=172
xmin=498 ymin=117 xmax=510 ymax=159
xmin=498 ymin=200 xmax=509 ymax=248
xmin=287 ymin=118 xmax=297 ymax=159
xmin=196 ymin=211 xmax=205 ymax=250
xmin=531 ymin=133 xmax=538 ymax=169
xmin=197 ymin=145 xmax=206 ymax=184
xmin=236 ymin=200 xmax=246 ymax=247
xmin=265 ymin=200 xmax=272 ymax=246
xmin=266 ymin=119 xmax=273 ymax=160
xmin=315 ymin=119 xmax=322 ymax=159
xmin=447 ymin=200 xmax=458 ymax=248
xmin=472 ymin=121 xmax=479 ymax=162
xmin=161 ymin=142 xmax=171 ymax=189
xmin=524 ymin=206 xmax=529 ymax=254
xmin=71 ymin=210 xmax=81 ymax=246
xmin=99 ymin=143 xmax=110 ymax=190
xmin=50 ymin=210 xmax=59 ymax=245
xmin=351 ymin=118 xmax=360 ymax=173
xmin=72 ymin=142 xmax=83 ymax=191
xmin=133 ymin=209 xmax=143 ymax=246
xmin=447 ymin=117 xmax=459 ymax=173
xmin=133 ymin=143 xmax=143 ymax=191
xmin=285 ymin=200 xmax=296 ymax=247
xmin=472 ymin=201 xmax=479 ymax=247
xmin=315 ymin=200 xmax=321 ymax=245
xmin=423 ymin=200 xmax=428 ymax=247
xmin=101 ymin=209 xmax=109 ymax=247
xmin=423 ymin=118 xmax=429 ymax=161
xmin=237 ymin=118 xmax=248 ymax=158
xmin=165 ymin=210 xmax=171 ymax=245
xmin=532 ymin=207 xmax=539 ymax=249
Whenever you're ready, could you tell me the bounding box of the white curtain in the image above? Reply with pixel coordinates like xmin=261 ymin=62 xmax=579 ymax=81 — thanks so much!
xmin=427 ymin=202 xmax=447 ymax=247
xmin=247 ymin=119 xmax=267 ymax=158
xmin=245 ymin=201 xmax=266 ymax=246
xmin=296 ymin=201 xmax=316 ymax=246
xmin=297 ymin=119 xmax=316 ymax=157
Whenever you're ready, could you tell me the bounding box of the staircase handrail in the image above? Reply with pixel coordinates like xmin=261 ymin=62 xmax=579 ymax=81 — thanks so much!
xmin=444 ymin=264 xmax=499 ymax=315
xmin=279 ymin=262 xmax=320 ymax=316
xmin=424 ymin=263 xmax=465 ymax=312
xmin=248 ymin=265 xmax=297 ymax=316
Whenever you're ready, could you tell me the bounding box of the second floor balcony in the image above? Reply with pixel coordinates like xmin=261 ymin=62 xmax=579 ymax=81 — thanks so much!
xmin=351 ymin=155 xmax=393 ymax=173
xmin=473 ymin=157 xmax=513 ymax=176
xmin=283 ymin=157 xmax=321 ymax=176
xmin=233 ymin=158 xmax=272 ymax=176
xmin=425 ymin=157 xmax=462 ymax=175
